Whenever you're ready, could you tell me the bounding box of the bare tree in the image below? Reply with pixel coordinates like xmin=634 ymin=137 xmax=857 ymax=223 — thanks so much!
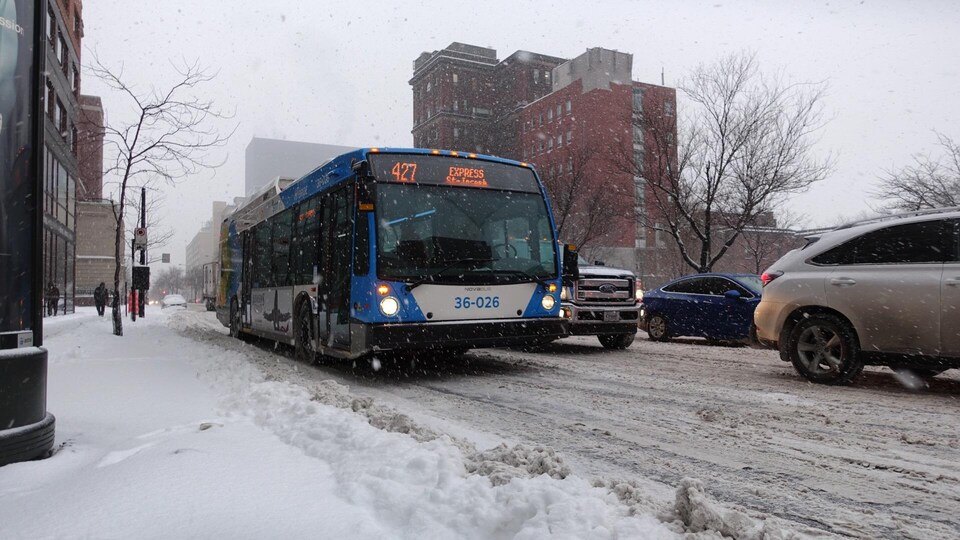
xmin=539 ymin=144 xmax=626 ymax=251
xmin=740 ymin=210 xmax=805 ymax=274
xmin=123 ymin=188 xmax=175 ymax=264
xmin=620 ymin=52 xmax=831 ymax=273
xmin=91 ymin=57 xmax=233 ymax=335
xmin=153 ymin=266 xmax=185 ymax=296
xmin=875 ymin=132 xmax=960 ymax=211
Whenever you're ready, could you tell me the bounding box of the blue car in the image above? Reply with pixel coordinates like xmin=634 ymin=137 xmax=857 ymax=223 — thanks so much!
xmin=640 ymin=273 xmax=762 ymax=343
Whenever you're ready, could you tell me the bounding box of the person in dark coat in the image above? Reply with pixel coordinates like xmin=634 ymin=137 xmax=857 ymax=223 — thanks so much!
xmin=46 ymin=281 xmax=60 ymax=316
xmin=94 ymin=282 xmax=107 ymax=316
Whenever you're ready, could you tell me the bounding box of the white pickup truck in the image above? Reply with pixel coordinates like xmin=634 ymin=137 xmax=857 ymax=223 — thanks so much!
xmin=559 ymin=253 xmax=642 ymax=349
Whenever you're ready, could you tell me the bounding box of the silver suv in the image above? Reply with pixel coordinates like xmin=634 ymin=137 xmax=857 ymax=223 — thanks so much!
xmin=754 ymin=208 xmax=960 ymax=384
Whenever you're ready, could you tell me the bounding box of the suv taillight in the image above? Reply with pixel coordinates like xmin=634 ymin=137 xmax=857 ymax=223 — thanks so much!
xmin=761 ymin=271 xmax=783 ymax=287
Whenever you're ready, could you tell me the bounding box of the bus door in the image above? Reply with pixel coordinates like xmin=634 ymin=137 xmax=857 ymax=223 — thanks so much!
xmin=319 ymin=184 xmax=353 ymax=350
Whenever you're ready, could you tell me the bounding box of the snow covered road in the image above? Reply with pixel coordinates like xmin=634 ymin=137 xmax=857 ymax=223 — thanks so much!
xmin=173 ymin=311 xmax=960 ymax=539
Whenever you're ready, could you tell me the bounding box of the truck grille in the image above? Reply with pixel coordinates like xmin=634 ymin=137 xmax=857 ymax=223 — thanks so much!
xmin=575 ymin=278 xmax=634 ymax=305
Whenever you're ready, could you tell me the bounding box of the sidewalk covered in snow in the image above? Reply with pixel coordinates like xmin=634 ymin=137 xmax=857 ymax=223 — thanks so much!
xmin=0 ymin=309 xmax=688 ymax=539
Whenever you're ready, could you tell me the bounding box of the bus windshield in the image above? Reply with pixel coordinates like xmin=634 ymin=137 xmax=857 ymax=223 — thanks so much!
xmin=376 ymin=183 xmax=557 ymax=283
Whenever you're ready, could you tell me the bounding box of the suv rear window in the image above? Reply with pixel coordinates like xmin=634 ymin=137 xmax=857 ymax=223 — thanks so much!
xmin=812 ymin=219 xmax=949 ymax=265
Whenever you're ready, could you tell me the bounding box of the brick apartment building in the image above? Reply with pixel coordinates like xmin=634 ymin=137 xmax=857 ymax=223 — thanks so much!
xmin=74 ymin=93 xmax=125 ymax=306
xmin=410 ymin=43 xmax=677 ymax=281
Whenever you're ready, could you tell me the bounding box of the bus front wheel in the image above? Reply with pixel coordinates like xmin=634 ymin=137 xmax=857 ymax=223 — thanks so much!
xmin=295 ymin=301 xmax=316 ymax=364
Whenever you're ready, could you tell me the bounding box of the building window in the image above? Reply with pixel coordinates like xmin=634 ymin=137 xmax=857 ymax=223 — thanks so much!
xmin=566 ymin=130 xmax=572 ymax=144
xmin=556 ymin=135 xmax=562 ymax=148
xmin=556 ymin=104 xmax=562 ymax=118
xmin=664 ymin=101 xmax=674 ymax=116
xmin=58 ymin=34 xmax=68 ymax=68
xmin=544 ymin=71 xmax=550 ymax=81
xmin=533 ymin=69 xmax=540 ymax=82
xmin=73 ymin=66 xmax=80 ymax=95
xmin=453 ymin=100 xmax=458 ymax=112
xmin=547 ymin=109 xmax=553 ymax=122
xmin=538 ymin=113 xmax=543 ymax=126
xmin=426 ymin=81 xmax=431 ymax=92
xmin=74 ymin=10 xmax=81 ymax=35
xmin=567 ymin=158 xmax=573 ymax=173
xmin=539 ymin=141 xmax=543 ymax=152
xmin=72 ymin=126 xmax=78 ymax=155
xmin=57 ymin=99 xmax=67 ymax=135
xmin=452 ymin=73 xmax=458 ymax=84
xmin=48 ymin=8 xmax=56 ymax=43
xmin=453 ymin=127 xmax=459 ymax=139
xmin=547 ymin=138 xmax=553 ymax=151
xmin=566 ymin=100 xmax=571 ymax=114
xmin=46 ymin=81 xmax=55 ymax=119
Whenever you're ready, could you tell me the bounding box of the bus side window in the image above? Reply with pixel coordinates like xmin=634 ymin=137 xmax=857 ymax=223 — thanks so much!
xmin=294 ymin=197 xmax=320 ymax=284
xmin=255 ymin=222 xmax=272 ymax=288
xmin=271 ymin=208 xmax=293 ymax=287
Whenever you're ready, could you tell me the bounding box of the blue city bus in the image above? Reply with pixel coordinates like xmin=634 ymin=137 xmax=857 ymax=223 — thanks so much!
xmin=215 ymin=148 xmax=568 ymax=361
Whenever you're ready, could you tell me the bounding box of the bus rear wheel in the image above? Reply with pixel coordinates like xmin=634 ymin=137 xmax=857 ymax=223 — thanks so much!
xmin=295 ymin=302 xmax=316 ymax=364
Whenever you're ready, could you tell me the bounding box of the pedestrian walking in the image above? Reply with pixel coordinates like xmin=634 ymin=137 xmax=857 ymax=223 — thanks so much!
xmin=46 ymin=281 xmax=60 ymax=316
xmin=94 ymin=282 xmax=107 ymax=316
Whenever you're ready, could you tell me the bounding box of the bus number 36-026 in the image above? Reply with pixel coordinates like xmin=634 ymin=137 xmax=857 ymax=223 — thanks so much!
xmin=454 ymin=296 xmax=501 ymax=309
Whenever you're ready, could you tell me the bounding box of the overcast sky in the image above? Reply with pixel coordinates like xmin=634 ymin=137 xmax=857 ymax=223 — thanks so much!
xmin=81 ymin=0 xmax=960 ymax=266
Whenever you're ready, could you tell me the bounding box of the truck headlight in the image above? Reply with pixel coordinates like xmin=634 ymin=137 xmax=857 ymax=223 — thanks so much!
xmin=560 ymin=286 xmax=571 ymax=300
xmin=379 ymin=296 xmax=400 ymax=316
xmin=541 ymin=295 xmax=556 ymax=311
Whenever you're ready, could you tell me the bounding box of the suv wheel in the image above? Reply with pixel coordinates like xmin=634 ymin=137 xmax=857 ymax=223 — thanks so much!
xmin=787 ymin=314 xmax=863 ymax=385
xmin=598 ymin=332 xmax=636 ymax=350
xmin=647 ymin=314 xmax=669 ymax=342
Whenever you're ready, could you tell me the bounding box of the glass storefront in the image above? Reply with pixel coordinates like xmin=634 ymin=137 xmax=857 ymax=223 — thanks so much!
xmin=42 ymin=147 xmax=76 ymax=316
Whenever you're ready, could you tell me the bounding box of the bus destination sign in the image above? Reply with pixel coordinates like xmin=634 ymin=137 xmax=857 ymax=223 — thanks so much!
xmin=370 ymin=154 xmax=539 ymax=193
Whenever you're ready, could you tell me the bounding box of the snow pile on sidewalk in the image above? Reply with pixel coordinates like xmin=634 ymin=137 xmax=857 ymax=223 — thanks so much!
xmin=0 ymin=309 xmax=678 ymax=539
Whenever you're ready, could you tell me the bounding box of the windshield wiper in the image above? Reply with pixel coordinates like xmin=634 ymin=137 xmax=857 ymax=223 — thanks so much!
xmin=405 ymin=257 xmax=497 ymax=291
xmin=491 ymin=269 xmax=548 ymax=288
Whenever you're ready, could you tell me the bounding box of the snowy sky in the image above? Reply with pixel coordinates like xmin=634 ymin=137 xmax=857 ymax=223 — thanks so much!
xmin=80 ymin=0 xmax=960 ymax=266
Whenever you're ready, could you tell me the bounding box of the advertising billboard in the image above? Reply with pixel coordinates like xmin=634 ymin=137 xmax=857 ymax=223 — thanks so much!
xmin=0 ymin=0 xmax=41 ymax=347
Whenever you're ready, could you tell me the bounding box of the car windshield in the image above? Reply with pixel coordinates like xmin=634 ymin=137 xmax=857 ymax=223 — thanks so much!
xmin=376 ymin=183 xmax=557 ymax=282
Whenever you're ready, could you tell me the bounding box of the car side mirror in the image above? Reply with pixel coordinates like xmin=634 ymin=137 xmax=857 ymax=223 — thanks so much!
xmin=593 ymin=260 xmax=606 ymax=266
xmin=723 ymin=289 xmax=742 ymax=300
xmin=562 ymin=244 xmax=579 ymax=286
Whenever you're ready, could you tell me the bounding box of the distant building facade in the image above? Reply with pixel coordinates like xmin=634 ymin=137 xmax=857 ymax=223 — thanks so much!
xmin=76 ymin=94 xmax=103 ymax=200
xmin=244 ymin=137 xmax=356 ymax=196
xmin=42 ymin=0 xmax=86 ymax=314
xmin=411 ymin=43 xmax=677 ymax=279
xmin=185 ymin=199 xmax=243 ymax=272
xmin=75 ymin=200 xmax=124 ymax=306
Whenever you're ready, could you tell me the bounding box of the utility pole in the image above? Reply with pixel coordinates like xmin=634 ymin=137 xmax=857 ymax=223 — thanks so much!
xmin=130 ymin=188 xmax=150 ymax=321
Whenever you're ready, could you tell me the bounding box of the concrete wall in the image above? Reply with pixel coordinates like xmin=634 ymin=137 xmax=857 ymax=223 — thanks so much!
xmin=75 ymin=200 xmax=124 ymax=305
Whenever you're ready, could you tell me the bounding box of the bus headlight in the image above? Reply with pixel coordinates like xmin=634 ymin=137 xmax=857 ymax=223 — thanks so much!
xmin=541 ymin=295 xmax=556 ymax=311
xmin=379 ymin=296 xmax=400 ymax=316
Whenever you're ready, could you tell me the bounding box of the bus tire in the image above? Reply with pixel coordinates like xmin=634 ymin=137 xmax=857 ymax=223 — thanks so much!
xmin=229 ymin=298 xmax=241 ymax=338
xmin=295 ymin=301 xmax=316 ymax=364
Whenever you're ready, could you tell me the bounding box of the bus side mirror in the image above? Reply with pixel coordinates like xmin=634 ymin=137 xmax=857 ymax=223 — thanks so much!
xmin=562 ymin=244 xmax=579 ymax=286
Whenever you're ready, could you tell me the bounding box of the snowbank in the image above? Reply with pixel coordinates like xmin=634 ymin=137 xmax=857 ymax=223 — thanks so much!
xmin=0 ymin=308 xmax=678 ymax=539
